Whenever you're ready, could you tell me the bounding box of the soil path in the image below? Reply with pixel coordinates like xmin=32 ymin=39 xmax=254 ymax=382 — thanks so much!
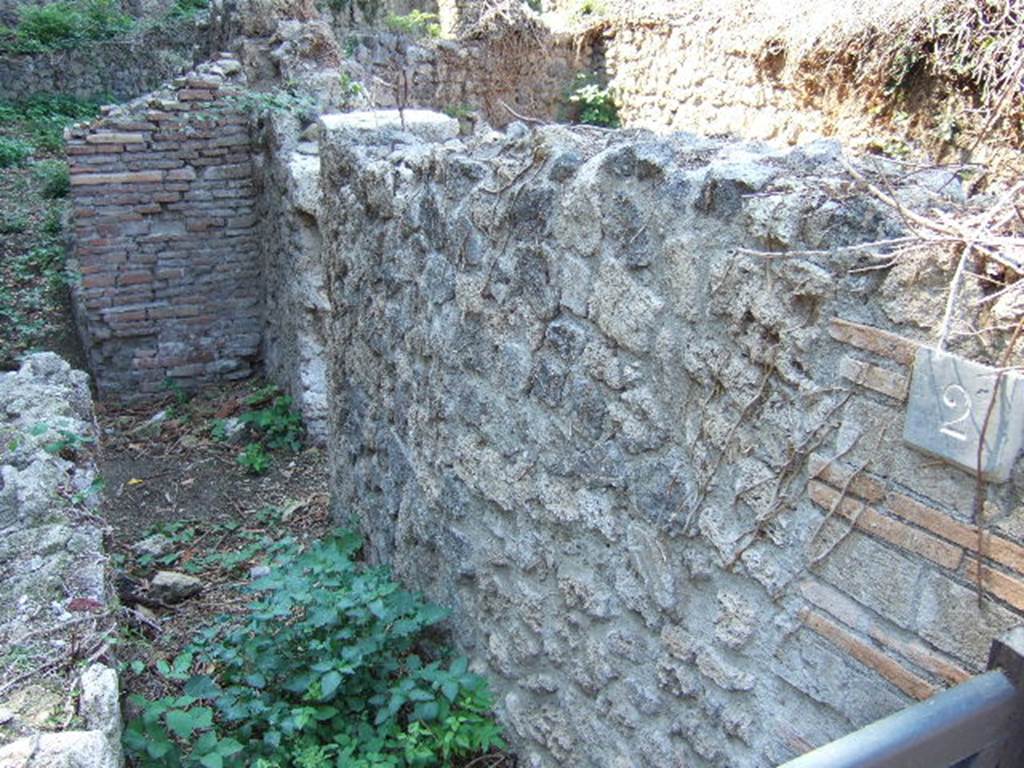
xmin=95 ymin=381 xmax=332 ymax=704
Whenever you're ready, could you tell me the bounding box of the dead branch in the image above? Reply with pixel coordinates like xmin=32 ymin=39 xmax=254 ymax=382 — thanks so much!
xmin=498 ymin=100 xmax=546 ymax=125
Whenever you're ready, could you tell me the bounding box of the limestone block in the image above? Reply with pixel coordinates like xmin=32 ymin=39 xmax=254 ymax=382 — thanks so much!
xmin=320 ymin=110 xmax=459 ymax=144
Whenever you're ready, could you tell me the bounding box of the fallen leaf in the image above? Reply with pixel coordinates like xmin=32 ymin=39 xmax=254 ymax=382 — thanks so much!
xmin=68 ymin=597 xmax=104 ymax=613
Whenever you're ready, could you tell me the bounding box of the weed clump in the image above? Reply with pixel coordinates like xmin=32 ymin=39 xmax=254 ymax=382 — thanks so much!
xmin=124 ymin=531 xmax=506 ymax=767
xmin=385 ymin=10 xmax=440 ymax=38
xmin=0 ymin=0 xmax=134 ymax=53
xmin=568 ymin=73 xmax=619 ymax=128
xmin=0 ymin=136 xmax=32 ymax=167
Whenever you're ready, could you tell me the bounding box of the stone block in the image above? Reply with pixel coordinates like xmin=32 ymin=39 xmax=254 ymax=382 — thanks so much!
xmin=85 ymin=131 xmax=145 ymax=144
xmin=589 ymin=261 xmax=664 ymax=353
xmin=916 ymin=570 xmax=1022 ymax=668
xmin=320 ymin=109 xmax=459 ymax=143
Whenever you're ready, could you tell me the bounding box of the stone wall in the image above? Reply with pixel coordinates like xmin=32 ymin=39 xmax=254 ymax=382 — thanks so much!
xmin=598 ymin=17 xmax=800 ymax=140
xmin=349 ymin=27 xmax=586 ymax=126
xmin=255 ymin=113 xmax=330 ymax=441
xmin=593 ymin=4 xmax=1022 ymax=175
xmin=67 ymin=53 xmax=261 ymax=399
xmin=0 ymin=353 xmax=122 ymax=768
xmin=314 ymin=113 xmax=1024 ymax=767
xmin=0 ymin=4 xmax=235 ymax=103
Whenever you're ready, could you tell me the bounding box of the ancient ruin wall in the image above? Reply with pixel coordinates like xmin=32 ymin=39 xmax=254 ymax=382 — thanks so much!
xmin=67 ymin=54 xmax=261 ymax=399
xmin=316 ymin=116 xmax=1024 ymax=767
xmin=594 ymin=3 xmax=1022 ymax=175
xmin=0 ymin=353 xmax=122 ymax=767
xmin=348 ymin=28 xmax=586 ymax=127
xmin=0 ymin=2 xmax=237 ymax=102
xmin=254 ymin=113 xmax=330 ymax=441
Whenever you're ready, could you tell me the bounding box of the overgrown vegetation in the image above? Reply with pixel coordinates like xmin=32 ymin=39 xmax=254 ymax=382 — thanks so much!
xmin=167 ymin=0 xmax=209 ymax=20
xmin=568 ymin=73 xmax=619 ymax=128
xmin=210 ymin=385 xmax=305 ymax=476
xmin=0 ymin=94 xmax=104 ymax=152
xmin=0 ymin=95 xmax=101 ymax=364
xmin=223 ymin=86 xmax=319 ymax=122
xmin=573 ymin=0 xmax=606 ymax=21
xmin=385 ymin=10 xmax=440 ymax=39
xmin=0 ymin=0 xmax=134 ymax=54
xmin=787 ymin=0 xmax=1024 ymax=168
xmin=123 ymin=530 xmax=505 ymax=768
xmin=0 ymin=136 xmax=32 ymax=167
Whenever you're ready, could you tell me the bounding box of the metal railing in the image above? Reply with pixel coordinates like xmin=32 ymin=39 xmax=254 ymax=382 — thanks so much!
xmin=779 ymin=627 xmax=1024 ymax=768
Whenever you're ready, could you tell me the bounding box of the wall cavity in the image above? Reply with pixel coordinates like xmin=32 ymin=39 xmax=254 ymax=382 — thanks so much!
xmin=312 ymin=113 xmax=1024 ymax=767
xmin=67 ymin=54 xmax=261 ymax=399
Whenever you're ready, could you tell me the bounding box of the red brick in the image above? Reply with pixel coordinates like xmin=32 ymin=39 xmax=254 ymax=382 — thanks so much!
xmin=867 ymin=625 xmax=971 ymax=684
xmin=178 ymin=89 xmax=216 ymax=101
xmin=799 ymin=579 xmax=970 ymax=684
xmin=829 ymin=318 xmax=919 ymax=365
xmin=71 ymin=171 xmax=163 ymax=186
xmin=963 ymin=559 xmax=1024 ymax=612
xmin=886 ymin=492 xmax=1024 ymax=575
xmin=85 ymin=131 xmax=145 ymax=144
xmin=838 ymin=356 xmax=908 ymax=401
xmin=81 ymin=274 xmax=117 ymax=289
xmin=801 ymin=609 xmax=938 ymax=700
xmin=809 ymin=481 xmax=963 ymax=569
xmin=808 ymin=453 xmax=887 ymax=502
xmin=117 ymin=272 xmax=153 ymax=286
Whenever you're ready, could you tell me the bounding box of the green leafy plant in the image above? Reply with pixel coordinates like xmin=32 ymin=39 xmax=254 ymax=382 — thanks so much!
xmin=442 ymin=104 xmax=475 ymax=120
xmin=239 ymin=392 xmax=304 ymax=453
xmin=573 ymin=0 xmax=606 ymax=19
xmin=0 ymin=0 xmax=134 ymax=53
xmin=0 ymin=94 xmax=104 ymax=152
xmin=338 ymin=71 xmax=365 ymax=102
xmin=0 ymin=211 xmax=29 ymax=234
xmin=221 ymin=88 xmax=318 ymax=120
xmin=34 ymin=159 xmax=70 ymax=198
xmin=44 ymin=427 xmax=94 ymax=457
xmin=14 ymin=243 xmax=66 ymax=290
xmin=237 ymin=442 xmax=271 ymax=475
xmin=568 ymin=73 xmax=619 ymax=127
xmin=42 ymin=205 xmax=63 ymax=236
xmin=168 ymin=0 xmax=208 ymax=19
xmin=385 ymin=10 xmax=440 ymax=38
xmin=123 ymin=532 xmax=505 ymax=767
xmin=163 ymin=377 xmax=192 ymax=406
xmin=71 ymin=476 xmax=106 ymax=504
xmin=0 ymin=136 xmax=32 ymax=168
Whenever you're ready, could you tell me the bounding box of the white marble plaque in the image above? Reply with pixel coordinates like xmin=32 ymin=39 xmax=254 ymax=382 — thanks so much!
xmin=903 ymin=348 xmax=1024 ymax=482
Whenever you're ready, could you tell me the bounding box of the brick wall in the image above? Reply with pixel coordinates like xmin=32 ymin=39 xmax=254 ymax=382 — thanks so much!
xmin=67 ymin=54 xmax=261 ymax=399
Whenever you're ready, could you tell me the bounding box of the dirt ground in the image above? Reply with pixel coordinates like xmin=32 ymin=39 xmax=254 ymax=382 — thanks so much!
xmin=96 ymin=381 xmax=334 ymax=704
xmin=97 ymin=382 xmax=514 ymax=768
